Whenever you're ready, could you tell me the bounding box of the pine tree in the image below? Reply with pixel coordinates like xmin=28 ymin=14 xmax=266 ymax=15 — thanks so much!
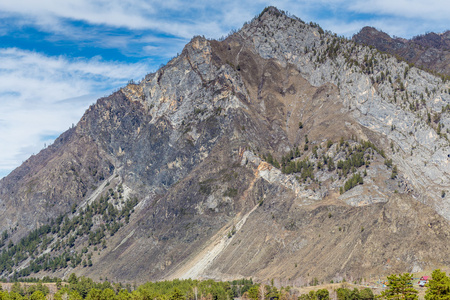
xmin=425 ymin=269 xmax=450 ymax=300
xmin=68 ymin=273 xmax=78 ymax=285
xmin=30 ymin=290 xmax=47 ymax=300
xmin=171 ymin=288 xmax=186 ymax=300
xmin=316 ymin=289 xmax=330 ymax=300
xmin=382 ymin=273 xmax=418 ymax=300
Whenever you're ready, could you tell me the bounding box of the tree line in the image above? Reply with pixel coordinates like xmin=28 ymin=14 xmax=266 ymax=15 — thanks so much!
xmin=1 ymin=269 xmax=450 ymax=299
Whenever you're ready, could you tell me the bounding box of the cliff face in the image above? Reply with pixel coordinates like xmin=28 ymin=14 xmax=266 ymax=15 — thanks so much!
xmin=0 ymin=7 xmax=449 ymax=284
xmin=353 ymin=26 xmax=450 ymax=76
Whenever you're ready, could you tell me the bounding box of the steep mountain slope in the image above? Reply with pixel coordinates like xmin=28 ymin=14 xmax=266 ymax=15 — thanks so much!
xmin=353 ymin=26 xmax=450 ymax=76
xmin=0 ymin=7 xmax=449 ymax=284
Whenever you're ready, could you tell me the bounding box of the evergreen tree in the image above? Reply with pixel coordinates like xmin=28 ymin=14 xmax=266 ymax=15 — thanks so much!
xmin=30 ymin=290 xmax=46 ymax=300
xmin=382 ymin=273 xmax=418 ymax=300
xmin=247 ymin=285 xmax=260 ymax=300
xmin=11 ymin=282 xmax=24 ymax=296
xmin=316 ymin=289 xmax=330 ymax=300
xmin=359 ymin=288 xmax=375 ymax=300
xmin=117 ymin=289 xmax=132 ymax=300
xmin=101 ymin=288 xmax=117 ymax=300
xmin=425 ymin=269 xmax=450 ymax=300
xmin=85 ymin=288 xmax=102 ymax=300
xmin=54 ymin=288 xmax=83 ymax=300
xmin=350 ymin=288 xmax=361 ymax=300
xmin=171 ymin=288 xmax=186 ymax=300
xmin=9 ymin=291 xmax=25 ymax=299
xmin=68 ymin=273 xmax=78 ymax=285
xmin=299 ymin=290 xmax=317 ymax=300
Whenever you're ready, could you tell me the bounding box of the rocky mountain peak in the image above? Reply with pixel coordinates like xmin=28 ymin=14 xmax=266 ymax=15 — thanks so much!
xmin=257 ymin=6 xmax=286 ymax=19
xmin=0 ymin=6 xmax=449 ymax=284
xmin=352 ymin=27 xmax=397 ymax=51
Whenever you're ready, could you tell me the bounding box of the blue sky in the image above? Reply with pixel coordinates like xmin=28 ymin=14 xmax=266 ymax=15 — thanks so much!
xmin=0 ymin=0 xmax=449 ymax=179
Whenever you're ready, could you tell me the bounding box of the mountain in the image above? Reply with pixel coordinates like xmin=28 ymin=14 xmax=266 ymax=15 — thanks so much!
xmin=0 ymin=7 xmax=450 ymax=284
xmin=352 ymin=26 xmax=450 ymax=76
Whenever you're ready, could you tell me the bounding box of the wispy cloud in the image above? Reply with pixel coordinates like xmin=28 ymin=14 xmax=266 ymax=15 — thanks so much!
xmin=1 ymin=0 xmax=448 ymax=40
xmin=0 ymin=48 xmax=149 ymax=177
xmin=348 ymin=0 xmax=450 ymax=21
xmin=0 ymin=48 xmax=148 ymax=104
xmin=284 ymin=0 xmax=450 ymax=37
xmin=0 ymin=0 xmax=229 ymax=39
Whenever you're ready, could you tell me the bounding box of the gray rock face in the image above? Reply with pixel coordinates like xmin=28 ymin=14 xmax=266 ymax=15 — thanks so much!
xmin=240 ymin=10 xmax=450 ymax=219
xmin=142 ymin=38 xmax=247 ymax=128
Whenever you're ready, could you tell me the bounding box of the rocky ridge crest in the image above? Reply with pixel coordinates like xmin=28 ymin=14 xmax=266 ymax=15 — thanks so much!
xmin=353 ymin=26 xmax=450 ymax=76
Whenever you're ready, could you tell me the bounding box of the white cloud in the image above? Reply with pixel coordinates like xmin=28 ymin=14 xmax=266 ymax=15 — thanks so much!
xmin=0 ymin=48 xmax=149 ymax=178
xmin=1 ymin=0 xmax=449 ymax=40
xmin=302 ymin=0 xmax=449 ymax=37
xmin=0 ymin=0 xmax=229 ymax=39
xmin=348 ymin=0 xmax=450 ymax=21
